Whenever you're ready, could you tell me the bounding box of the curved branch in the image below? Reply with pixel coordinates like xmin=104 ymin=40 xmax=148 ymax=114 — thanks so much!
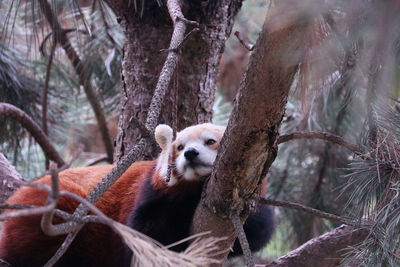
xmin=278 ymin=131 xmax=365 ymax=157
xmin=260 ymin=198 xmax=351 ymax=225
xmin=38 ymin=0 xmax=114 ymax=163
xmin=0 ymin=103 xmax=66 ymax=167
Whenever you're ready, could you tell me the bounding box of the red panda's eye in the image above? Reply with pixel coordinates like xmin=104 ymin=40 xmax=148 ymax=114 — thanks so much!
xmin=205 ymin=139 xmax=216 ymax=145
xmin=177 ymin=145 xmax=184 ymax=151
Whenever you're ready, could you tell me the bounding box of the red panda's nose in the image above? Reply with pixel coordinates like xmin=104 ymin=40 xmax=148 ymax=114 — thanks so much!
xmin=184 ymin=148 xmax=199 ymax=161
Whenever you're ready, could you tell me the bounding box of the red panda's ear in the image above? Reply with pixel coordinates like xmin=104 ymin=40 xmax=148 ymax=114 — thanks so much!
xmin=155 ymin=124 xmax=173 ymax=150
xmin=155 ymin=124 xmax=176 ymax=185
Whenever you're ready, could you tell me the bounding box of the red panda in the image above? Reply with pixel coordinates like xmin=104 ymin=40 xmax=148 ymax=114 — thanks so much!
xmin=0 ymin=123 xmax=274 ymax=267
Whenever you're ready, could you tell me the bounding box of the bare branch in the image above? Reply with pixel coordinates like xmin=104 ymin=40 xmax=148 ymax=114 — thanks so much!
xmin=42 ymin=38 xmax=57 ymax=169
xmin=230 ymin=213 xmax=254 ymax=267
xmin=41 ymin=39 xmax=56 ymax=139
xmin=56 ymin=146 xmax=83 ymax=172
xmin=265 ymin=225 xmax=368 ymax=267
xmin=0 ymin=203 xmax=101 ymax=224
xmin=44 ymin=230 xmax=79 ymax=267
xmin=0 ymin=103 xmax=66 ymax=167
xmin=86 ymin=155 xmax=109 ymax=166
xmin=234 ymin=31 xmax=254 ymax=51
xmin=40 ymin=164 xmax=60 ymax=236
xmin=260 ymin=198 xmax=352 ymax=225
xmin=0 ymin=204 xmax=35 ymax=210
xmin=0 ymin=203 xmax=54 ymax=221
xmin=278 ymin=131 xmax=365 ymax=158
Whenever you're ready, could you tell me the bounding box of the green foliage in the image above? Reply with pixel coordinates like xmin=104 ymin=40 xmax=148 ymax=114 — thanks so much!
xmin=0 ymin=0 xmax=123 ymax=177
xmin=341 ymin=106 xmax=400 ymax=266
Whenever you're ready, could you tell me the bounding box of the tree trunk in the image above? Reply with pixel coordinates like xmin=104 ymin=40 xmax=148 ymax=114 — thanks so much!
xmin=0 ymin=153 xmax=22 ymax=205
xmin=104 ymin=1 xmax=244 ymax=161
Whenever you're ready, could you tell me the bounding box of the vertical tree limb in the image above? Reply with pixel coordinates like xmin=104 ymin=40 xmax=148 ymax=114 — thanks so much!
xmin=42 ymin=37 xmax=57 ymax=169
xmin=191 ymin=0 xmax=314 ymax=262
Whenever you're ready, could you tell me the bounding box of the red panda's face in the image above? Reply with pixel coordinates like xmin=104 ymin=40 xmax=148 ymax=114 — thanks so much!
xmin=172 ymin=123 xmax=225 ymax=182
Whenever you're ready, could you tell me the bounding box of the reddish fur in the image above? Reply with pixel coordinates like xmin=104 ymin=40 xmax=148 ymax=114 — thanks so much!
xmin=0 ymin=123 xmax=274 ymax=266
xmin=0 ymin=161 xmax=160 ymax=267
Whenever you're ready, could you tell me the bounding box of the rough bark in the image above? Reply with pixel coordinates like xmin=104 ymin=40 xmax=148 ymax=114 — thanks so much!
xmin=191 ymin=0 xmax=313 ymax=263
xmin=104 ymin=0 xmax=244 ymax=161
xmin=266 ymin=225 xmax=368 ymax=267
xmin=0 ymin=153 xmax=22 ymax=205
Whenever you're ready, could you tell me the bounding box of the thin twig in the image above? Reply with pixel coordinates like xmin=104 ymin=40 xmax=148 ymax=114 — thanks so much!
xmin=57 ymin=145 xmax=83 ymax=172
xmin=40 ymin=164 xmax=60 ymax=236
xmin=278 ymin=131 xmax=366 ymax=158
xmin=230 ymin=212 xmax=254 ymax=267
xmin=260 ymin=198 xmax=352 ymax=225
xmin=0 ymin=204 xmax=101 ymax=223
xmin=86 ymin=154 xmax=109 ymax=167
xmin=162 ymin=27 xmax=200 ymax=53
xmin=42 ymin=37 xmax=56 ymax=140
xmin=44 ymin=230 xmax=80 ymax=267
xmin=0 ymin=204 xmax=54 ymax=221
xmin=0 ymin=103 xmax=66 ymax=167
xmin=234 ymin=31 xmax=254 ymax=51
xmin=0 ymin=204 xmax=36 ymax=210
xmin=42 ymin=36 xmax=56 ymax=170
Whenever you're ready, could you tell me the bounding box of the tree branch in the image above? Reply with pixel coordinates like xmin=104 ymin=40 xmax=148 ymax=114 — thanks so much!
xmin=234 ymin=31 xmax=254 ymax=51
xmin=191 ymin=0 xmax=315 ymax=262
xmin=230 ymin=213 xmax=254 ymax=267
xmin=278 ymin=131 xmax=365 ymax=157
xmin=265 ymin=225 xmax=368 ymax=267
xmin=42 ymin=36 xmax=57 ymax=169
xmin=0 ymin=103 xmax=66 ymax=167
xmin=86 ymin=154 xmax=109 ymax=166
xmin=260 ymin=198 xmax=351 ymax=225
